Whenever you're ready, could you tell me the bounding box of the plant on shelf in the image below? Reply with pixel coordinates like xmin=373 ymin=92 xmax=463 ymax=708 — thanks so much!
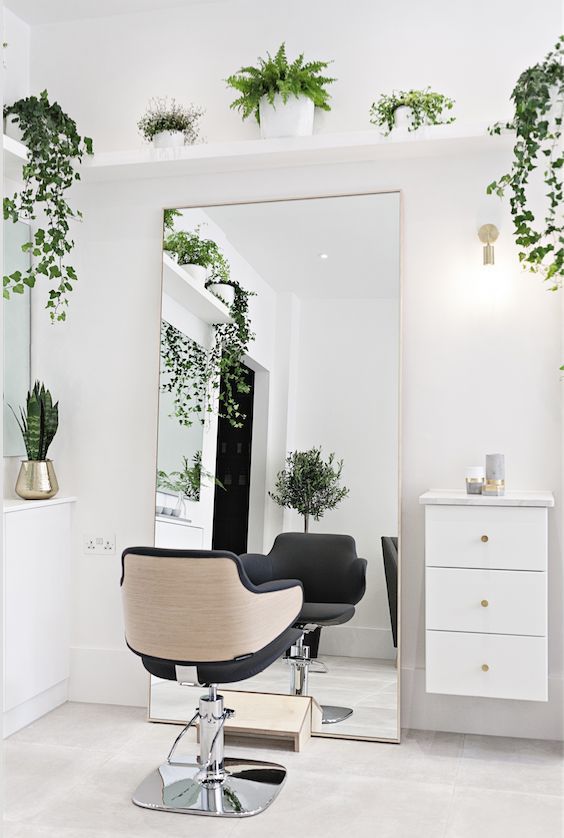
xmin=369 ymin=88 xmax=455 ymax=135
xmin=158 ymin=451 xmax=225 ymax=503
xmin=137 ymin=96 xmax=204 ymax=147
xmin=10 ymin=382 xmax=60 ymax=500
xmin=269 ymin=447 xmax=349 ymax=533
xmin=226 ymin=42 xmax=335 ymax=138
xmin=487 ymin=36 xmax=563 ymax=289
xmin=163 ymin=207 xmax=182 ymax=233
xmin=163 ymin=225 xmax=230 ymax=281
xmin=3 ymin=90 xmax=93 ymax=321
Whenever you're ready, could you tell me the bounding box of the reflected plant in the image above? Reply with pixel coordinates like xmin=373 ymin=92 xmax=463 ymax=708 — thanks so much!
xmin=158 ymin=451 xmax=225 ymax=502
xmin=160 ymin=320 xmax=211 ymax=427
xmin=269 ymin=447 xmax=349 ymax=533
xmin=164 ymin=224 xmax=230 ymax=281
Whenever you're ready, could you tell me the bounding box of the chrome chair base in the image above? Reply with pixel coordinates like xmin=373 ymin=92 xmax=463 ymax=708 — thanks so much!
xmin=132 ymin=757 xmax=287 ymax=817
xmin=321 ymin=705 xmax=354 ymax=725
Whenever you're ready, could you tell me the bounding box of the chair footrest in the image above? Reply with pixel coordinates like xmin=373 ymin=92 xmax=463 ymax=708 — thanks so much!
xmin=133 ymin=757 xmax=287 ymax=817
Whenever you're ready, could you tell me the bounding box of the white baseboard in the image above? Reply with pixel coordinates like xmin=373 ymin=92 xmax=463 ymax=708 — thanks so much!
xmin=319 ymin=625 xmax=395 ymax=660
xmin=3 ymin=679 xmax=68 ymax=738
xmin=69 ymin=646 xmax=148 ymax=707
xmin=401 ymin=666 xmax=564 ymax=741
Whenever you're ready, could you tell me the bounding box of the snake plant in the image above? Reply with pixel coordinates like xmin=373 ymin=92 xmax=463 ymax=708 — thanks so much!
xmin=10 ymin=382 xmax=59 ymax=461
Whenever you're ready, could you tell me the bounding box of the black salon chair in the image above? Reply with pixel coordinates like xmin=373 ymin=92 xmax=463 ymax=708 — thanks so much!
xmin=121 ymin=546 xmax=303 ymax=818
xmin=240 ymin=532 xmax=367 ymax=724
xmin=381 ymin=536 xmax=398 ymax=648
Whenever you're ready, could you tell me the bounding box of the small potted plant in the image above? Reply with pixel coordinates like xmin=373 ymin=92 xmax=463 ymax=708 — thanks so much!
xmin=138 ymin=96 xmax=204 ymax=149
xmin=10 ymin=382 xmax=59 ymax=500
xmin=158 ymin=451 xmax=225 ymax=514
xmin=164 ymin=225 xmax=230 ymax=287
xmin=226 ymin=42 xmax=335 ymax=139
xmin=369 ymin=88 xmax=455 ymax=135
xmin=269 ymin=447 xmax=349 ymax=532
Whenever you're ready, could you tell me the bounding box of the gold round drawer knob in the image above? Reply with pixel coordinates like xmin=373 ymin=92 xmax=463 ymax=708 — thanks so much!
xmin=481 ymin=599 xmax=489 ymax=608
xmin=481 ymin=535 xmax=489 ymax=543
xmin=481 ymin=664 xmax=490 ymax=672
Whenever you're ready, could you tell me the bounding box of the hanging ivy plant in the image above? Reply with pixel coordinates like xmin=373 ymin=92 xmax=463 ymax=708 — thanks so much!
xmin=160 ymin=320 xmax=212 ymax=427
xmin=3 ymin=90 xmax=93 ymax=320
xmin=207 ymin=280 xmax=255 ymax=428
xmin=487 ymin=36 xmax=563 ymax=288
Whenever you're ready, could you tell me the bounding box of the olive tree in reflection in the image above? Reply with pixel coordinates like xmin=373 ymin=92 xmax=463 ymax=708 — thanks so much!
xmin=269 ymin=447 xmax=349 ymax=532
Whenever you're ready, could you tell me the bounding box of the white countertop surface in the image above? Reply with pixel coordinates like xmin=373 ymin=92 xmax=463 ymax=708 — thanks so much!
xmin=3 ymin=496 xmax=77 ymax=513
xmin=419 ymin=490 xmax=554 ymax=507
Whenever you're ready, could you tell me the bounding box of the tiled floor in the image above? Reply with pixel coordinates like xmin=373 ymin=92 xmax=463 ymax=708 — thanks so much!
xmin=4 ymin=702 xmax=564 ymax=838
xmin=150 ymin=655 xmax=398 ymax=739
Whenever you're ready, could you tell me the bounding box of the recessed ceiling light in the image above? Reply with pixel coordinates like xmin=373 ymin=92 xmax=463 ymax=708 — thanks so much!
xmin=319 ymin=253 xmax=329 ymax=260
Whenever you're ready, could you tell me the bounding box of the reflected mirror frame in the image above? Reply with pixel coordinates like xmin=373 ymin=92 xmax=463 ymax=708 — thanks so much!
xmin=149 ymin=190 xmax=403 ymax=745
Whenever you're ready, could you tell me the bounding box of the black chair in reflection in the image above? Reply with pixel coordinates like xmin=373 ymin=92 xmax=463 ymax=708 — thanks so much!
xmin=240 ymin=532 xmax=367 ymax=724
xmin=381 ymin=536 xmax=398 ymax=648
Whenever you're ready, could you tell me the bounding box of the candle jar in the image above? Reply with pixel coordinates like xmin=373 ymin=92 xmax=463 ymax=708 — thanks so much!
xmin=465 ymin=466 xmax=485 ymax=495
xmin=484 ymin=453 xmax=505 ymax=496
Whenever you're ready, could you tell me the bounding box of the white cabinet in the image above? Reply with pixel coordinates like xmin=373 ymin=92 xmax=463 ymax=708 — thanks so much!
xmin=155 ymin=515 xmax=204 ymax=550
xmin=420 ymin=490 xmax=553 ymax=702
xmin=3 ymin=497 xmax=75 ymax=736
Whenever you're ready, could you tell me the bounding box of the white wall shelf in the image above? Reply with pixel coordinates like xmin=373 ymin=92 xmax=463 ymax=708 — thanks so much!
xmin=3 ymin=133 xmax=28 ymax=180
xmin=82 ymin=123 xmax=514 ymax=183
xmin=163 ymin=254 xmax=233 ymax=325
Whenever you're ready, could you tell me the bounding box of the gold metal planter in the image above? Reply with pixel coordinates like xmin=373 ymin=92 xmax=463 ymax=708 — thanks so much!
xmin=15 ymin=460 xmax=59 ymax=500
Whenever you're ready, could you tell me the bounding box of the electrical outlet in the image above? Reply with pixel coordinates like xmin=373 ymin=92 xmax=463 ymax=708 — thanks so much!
xmin=83 ymin=534 xmax=116 ymax=556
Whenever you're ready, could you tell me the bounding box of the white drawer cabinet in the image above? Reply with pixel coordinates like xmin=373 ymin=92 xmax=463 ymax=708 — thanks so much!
xmin=420 ymin=490 xmax=553 ymax=702
xmin=3 ymin=497 xmax=76 ymax=736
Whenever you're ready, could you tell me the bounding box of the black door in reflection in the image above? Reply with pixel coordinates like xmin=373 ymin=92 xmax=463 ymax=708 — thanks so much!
xmin=212 ymin=365 xmax=255 ymax=554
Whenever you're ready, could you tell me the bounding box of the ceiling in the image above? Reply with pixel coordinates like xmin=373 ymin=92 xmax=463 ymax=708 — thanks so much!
xmin=5 ymin=0 xmax=214 ymax=25
xmin=205 ymin=193 xmax=401 ymax=300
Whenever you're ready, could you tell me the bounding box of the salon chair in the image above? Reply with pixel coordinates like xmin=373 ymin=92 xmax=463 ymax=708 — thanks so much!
xmin=121 ymin=546 xmax=303 ymax=818
xmin=240 ymin=532 xmax=367 ymax=724
xmin=381 ymin=536 xmax=398 ymax=648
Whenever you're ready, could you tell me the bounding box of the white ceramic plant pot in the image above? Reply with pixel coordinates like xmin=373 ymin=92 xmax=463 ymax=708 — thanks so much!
xmin=181 ymin=263 xmax=207 ymax=285
xmin=4 ymin=114 xmax=24 ymax=143
xmin=259 ymin=94 xmax=315 ymax=139
xmin=152 ymin=130 xmax=185 ymax=149
xmin=393 ymin=106 xmax=412 ymax=130
xmin=207 ymin=283 xmax=235 ymax=308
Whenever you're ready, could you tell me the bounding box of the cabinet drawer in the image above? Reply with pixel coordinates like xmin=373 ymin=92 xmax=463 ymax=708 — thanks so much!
xmin=425 ymin=505 xmax=547 ymax=571
xmin=426 ymin=567 xmax=546 ymax=636
xmin=426 ymin=630 xmax=547 ymax=701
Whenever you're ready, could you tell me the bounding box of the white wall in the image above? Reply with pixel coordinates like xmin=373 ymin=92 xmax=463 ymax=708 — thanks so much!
xmin=17 ymin=0 xmax=564 ymax=736
xmin=284 ymin=297 xmax=399 ymax=660
xmin=25 ymin=0 xmax=562 ymax=151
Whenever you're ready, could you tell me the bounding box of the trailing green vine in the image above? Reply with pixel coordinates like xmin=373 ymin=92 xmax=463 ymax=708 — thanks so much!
xmin=3 ymin=90 xmax=93 ymax=321
xmin=487 ymin=36 xmax=563 ymax=288
xmin=160 ymin=320 xmax=212 ymax=427
xmin=162 ymin=220 xmax=255 ymax=429
xmin=369 ymin=88 xmax=455 ymax=135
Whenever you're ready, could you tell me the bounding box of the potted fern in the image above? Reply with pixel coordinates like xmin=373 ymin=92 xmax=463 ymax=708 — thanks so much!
xmin=226 ymin=43 xmax=335 ymax=139
xmin=10 ymin=382 xmax=59 ymax=500
xmin=164 ymin=225 xmax=229 ymax=287
xmin=370 ymin=88 xmax=455 ymax=135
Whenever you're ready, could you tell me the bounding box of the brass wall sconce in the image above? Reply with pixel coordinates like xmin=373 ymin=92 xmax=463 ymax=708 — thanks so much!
xmin=478 ymin=224 xmax=499 ymax=265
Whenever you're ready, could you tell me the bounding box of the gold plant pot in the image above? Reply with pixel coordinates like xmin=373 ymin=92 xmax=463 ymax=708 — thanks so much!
xmin=15 ymin=460 xmax=59 ymax=500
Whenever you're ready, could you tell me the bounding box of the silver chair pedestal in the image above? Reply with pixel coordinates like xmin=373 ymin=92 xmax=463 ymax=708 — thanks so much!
xmin=287 ymin=634 xmax=353 ymax=725
xmin=132 ymin=686 xmax=286 ymax=817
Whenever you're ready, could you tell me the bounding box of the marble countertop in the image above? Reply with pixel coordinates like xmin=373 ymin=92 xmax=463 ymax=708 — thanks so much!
xmin=419 ymin=490 xmax=554 ymax=507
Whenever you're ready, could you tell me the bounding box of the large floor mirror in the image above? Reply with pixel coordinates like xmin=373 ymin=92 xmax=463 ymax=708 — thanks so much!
xmin=150 ymin=192 xmax=401 ymax=742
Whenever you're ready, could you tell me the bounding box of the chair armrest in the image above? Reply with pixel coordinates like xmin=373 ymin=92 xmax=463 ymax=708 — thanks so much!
xmin=343 ymin=557 xmax=368 ymax=605
xmin=239 ymin=552 xmax=274 ymax=585
xmin=253 ymin=579 xmax=303 ymax=594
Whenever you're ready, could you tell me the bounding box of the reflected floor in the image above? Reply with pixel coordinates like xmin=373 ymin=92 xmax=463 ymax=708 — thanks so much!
xmin=150 ymin=655 xmax=398 ymax=740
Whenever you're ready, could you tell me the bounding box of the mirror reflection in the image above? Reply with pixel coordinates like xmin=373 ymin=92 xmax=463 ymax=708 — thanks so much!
xmin=3 ymin=219 xmax=31 ymax=457
xmin=151 ymin=193 xmax=400 ymax=741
